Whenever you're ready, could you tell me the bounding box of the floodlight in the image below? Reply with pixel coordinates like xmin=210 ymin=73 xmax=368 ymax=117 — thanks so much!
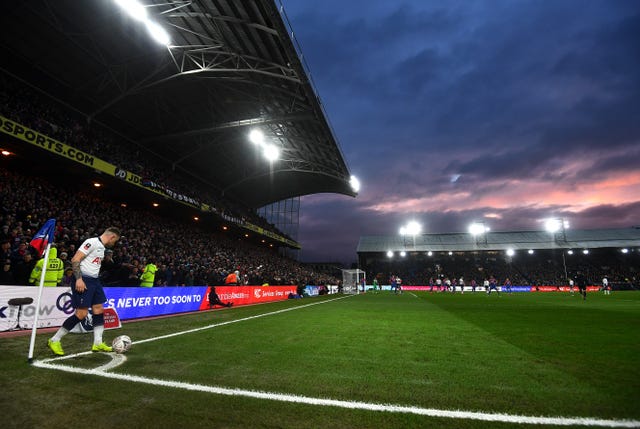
xmin=349 ymin=176 xmax=361 ymax=193
xmin=528 ymin=249 xmax=534 ymax=254
xmin=567 ymin=250 xmax=574 ymax=255
xmin=545 ymin=218 xmax=561 ymax=233
xmin=249 ymin=129 xmax=264 ymax=145
xmin=405 ymin=221 xmax=421 ymax=236
xmin=582 ymin=249 xmax=589 ymax=255
xmin=386 ymin=250 xmax=393 ymax=258
xmin=468 ymin=222 xmax=488 ymax=236
xmin=146 ymin=20 xmax=171 ymax=46
xmin=427 ymin=251 xmax=433 ymax=256
xmin=400 ymin=251 xmax=406 ymax=257
xmin=545 ymin=218 xmax=570 ymax=233
xmin=400 ymin=221 xmax=421 ymax=237
xmin=448 ymin=251 xmax=453 ymax=256
xmin=621 ymin=248 xmax=629 ymax=254
xmin=263 ymin=144 xmax=280 ymax=162
xmin=506 ymin=248 xmax=515 ymax=257
xmin=114 ymin=0 xmax=148 ymax=22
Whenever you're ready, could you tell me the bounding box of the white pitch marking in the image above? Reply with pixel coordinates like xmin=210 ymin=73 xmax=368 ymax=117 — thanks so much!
xmin=94 ymin=353 xmax=127 ymax=372
xmin=40 ymin=295 xmax=352 ymax=364
xmin=31 ymin=359 xmax=640 ymax=428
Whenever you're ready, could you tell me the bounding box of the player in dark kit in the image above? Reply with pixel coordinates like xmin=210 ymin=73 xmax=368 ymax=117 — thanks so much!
xmin=575 ymin=271 xmax=588 ymax=301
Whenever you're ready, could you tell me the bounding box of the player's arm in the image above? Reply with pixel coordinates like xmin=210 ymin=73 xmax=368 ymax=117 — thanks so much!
xmin=71 ymin=250 xmax=88 ymax=292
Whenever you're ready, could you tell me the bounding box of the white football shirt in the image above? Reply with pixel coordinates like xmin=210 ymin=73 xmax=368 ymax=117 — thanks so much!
xmin=78 ymin=237 xmax=105 ymax=278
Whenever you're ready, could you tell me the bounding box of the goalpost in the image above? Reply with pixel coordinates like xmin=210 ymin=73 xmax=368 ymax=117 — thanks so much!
xmin=341 ymin=269 xmax=366 ymax=294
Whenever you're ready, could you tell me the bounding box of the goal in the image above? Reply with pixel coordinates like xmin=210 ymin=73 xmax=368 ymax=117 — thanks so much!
xmin=341 ymin=269 xmax=366 ymax=294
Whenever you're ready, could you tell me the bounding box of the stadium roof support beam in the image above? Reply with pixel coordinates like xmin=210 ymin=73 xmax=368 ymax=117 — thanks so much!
xmin=139 ymin=112 xmax=315 ymax=143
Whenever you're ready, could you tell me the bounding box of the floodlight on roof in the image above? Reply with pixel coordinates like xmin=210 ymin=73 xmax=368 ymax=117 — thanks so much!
xmin=545 ymin=218 xmax=569 ymax=233
xmin=114 ymin=0 xmax=148 ymax=22
xmin=249 ymin=129 xmax=264 ymax=145
xmin=400 ymin=221 xmax=421 ymax=236
xmin=468 ymin=222 xmax=489 ymax=236
xmin=386 ymin=250 xmax=393 ymax=258
xmin=146 ymin=20 xmax=171 ymax=46
xmin=506 ymin=248 xmax=515 ymax=257
xmin=350 ymin=175 xmax=361 ymax=193
xmin=263 ymin=144 xmax=280 ymax=162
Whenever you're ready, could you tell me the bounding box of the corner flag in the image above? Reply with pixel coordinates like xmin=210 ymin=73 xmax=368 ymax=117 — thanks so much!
xmin=27 ymin=218 xmax=56 ymax=363
xmin=29 ymin=218 xmax=56 ymax=257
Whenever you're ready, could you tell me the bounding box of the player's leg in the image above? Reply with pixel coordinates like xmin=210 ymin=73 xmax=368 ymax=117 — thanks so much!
xmin=89 ymin=279 xmax=112 ymax=352
xmin=48 ymin=275 xmax=92 ymax=355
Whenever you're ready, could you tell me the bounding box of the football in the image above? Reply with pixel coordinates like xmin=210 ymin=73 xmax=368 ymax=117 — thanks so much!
xmin=112 ymin=335 xmax=132 ymax=354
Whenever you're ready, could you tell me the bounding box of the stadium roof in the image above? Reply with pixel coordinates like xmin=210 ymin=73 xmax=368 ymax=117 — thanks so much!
xmin=0 ymin=0 xmax=355 ymax=209
xmin=357 ymin=227 xmax=640 ymax=253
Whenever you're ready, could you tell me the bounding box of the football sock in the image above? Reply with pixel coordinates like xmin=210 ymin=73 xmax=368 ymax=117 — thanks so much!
xmin=52 ymin=314 xmax=81 ymax=341
xmin=93 ymin=313 xmax=104 ymax=345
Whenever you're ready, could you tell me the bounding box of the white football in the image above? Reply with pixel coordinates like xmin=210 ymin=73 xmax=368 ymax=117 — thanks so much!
xmin=112 ymin=335 xmax=132 ymax=354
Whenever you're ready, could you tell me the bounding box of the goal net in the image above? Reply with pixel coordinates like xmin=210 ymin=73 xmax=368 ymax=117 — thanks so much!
xmin=341 ymin=269 xmax=366 ymax=294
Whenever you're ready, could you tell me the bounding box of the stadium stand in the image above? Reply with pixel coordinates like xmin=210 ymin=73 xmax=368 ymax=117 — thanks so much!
xmin=0 ymin=74 xmax=285 ymax=239
xmin=0 ymin=167 xmax=339 ymax=288
xmin=359 ymin=237 xmax=640 ymax=289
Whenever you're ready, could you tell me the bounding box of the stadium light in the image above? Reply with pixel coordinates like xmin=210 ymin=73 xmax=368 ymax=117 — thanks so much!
xmin=386 ymin=250 xmax=393 ymax=258
xmin=621 ymin=248 xmax=629 ymax=254
xmin=350 ymin=175 xmax=361 ymax=193
xmin=567 ymin=250 xmax=574 ymax=255
xmin=468 ymin=222 xmax=490 ymax=236
xmin=249 ymin=129 xmax=264 ymax=145
xmin=146 ymin=20 xmax=171 ymax=46
xmin=506 ymin=248 xmax=515 ymax=257
xmin=448 ymin=251 xmax=453 ymax=256
xmin=399 ymin=221 xmax=422 ymax=249
xmin=427 ymin=251 xmax=433 ymax=256
xmin=545 ymin=218 xmax=569 ymax=233
xmin=582 ymin=249 xmax=589 ymax=255
xmin=528 ymin=249 xmax=534 ymax=254
xmin=400 ymin=251 xmax=406 ymax=257
xmin=262 ymin=144 xmax=280 ymax=162
xmin=114 ymin=0 xmax=148 ymax=22
xmin=248 ymin=129 xmax=279 ymax=162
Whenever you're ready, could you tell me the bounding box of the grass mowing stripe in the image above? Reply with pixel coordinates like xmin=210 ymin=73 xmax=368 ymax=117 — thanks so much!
xmin=31 ymin=359 xmax=640 ymax=428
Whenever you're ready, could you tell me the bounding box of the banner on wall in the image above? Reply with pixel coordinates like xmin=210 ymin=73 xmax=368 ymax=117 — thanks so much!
xmin=0 ymin=285 xmax=296 ymax=330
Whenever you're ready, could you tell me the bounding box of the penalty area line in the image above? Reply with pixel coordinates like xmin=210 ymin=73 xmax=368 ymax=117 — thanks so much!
xmin=30 ymin=359 xmax=640 ymax=428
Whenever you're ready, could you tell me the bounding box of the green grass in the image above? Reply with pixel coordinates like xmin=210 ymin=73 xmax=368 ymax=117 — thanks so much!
xmin=1 ymin=292 xmax=639 ymax=428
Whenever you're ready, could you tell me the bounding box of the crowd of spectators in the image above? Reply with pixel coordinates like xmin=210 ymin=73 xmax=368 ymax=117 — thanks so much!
xmin=0 ymin=168 xmax=339 ymax=287
xmin=0 ymin=73 xmax=287 ymax=240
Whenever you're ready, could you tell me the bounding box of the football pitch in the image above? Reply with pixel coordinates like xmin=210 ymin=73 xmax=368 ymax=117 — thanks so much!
xmin=1 ymin=291 xmax=639 ymax=428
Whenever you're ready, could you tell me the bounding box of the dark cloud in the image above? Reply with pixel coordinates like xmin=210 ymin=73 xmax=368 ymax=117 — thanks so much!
xmin=282 ymin=1 xmax=640 ymax=263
